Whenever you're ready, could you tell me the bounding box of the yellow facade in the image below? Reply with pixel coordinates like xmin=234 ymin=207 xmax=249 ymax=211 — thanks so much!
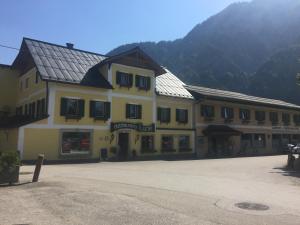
xmin=2 ymin=38 xmax=299 ymax=163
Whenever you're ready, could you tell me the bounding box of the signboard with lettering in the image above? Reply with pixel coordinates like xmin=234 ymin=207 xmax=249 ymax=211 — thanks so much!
xmin=111 ymin=122 xmax=155 ymax=132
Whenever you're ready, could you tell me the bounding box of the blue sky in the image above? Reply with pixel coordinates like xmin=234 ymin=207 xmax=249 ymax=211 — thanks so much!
xmin=0 ymin=0 xmax=240 ymax=64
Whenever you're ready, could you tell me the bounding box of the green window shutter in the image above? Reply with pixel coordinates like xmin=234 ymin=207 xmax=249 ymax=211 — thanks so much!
xmin=185 ymin=110 xmax=188 ymax=123
xmin=37 ymin=100 xmax=41 ymax=117
xmin=138 ymin=105 xmax=142 ymax=119
xmin=126 ymin=104 xmax=130 ymax=118
xmin=41 ymin=98 xmax=46 ymax=115
xmin=157 ymin=107 xmax=161 ymax=121
xmin=146 ymin=77 xmax=151 ymax=90
xmin=167 ymin=108 xmax=171 ymax=122
xmin=176 ymin=109 xmax=180 ymax=122
xmin=60 ymin=98 xmax=67 ymax=116
xmin=105 ymin=102 xmax=111 ymax=120
xmin=79 ymin=99 xmax=85 ymax=117
xmin=129 ymin=74 xmax=133 ymax=87
xmin=135 ymin=75 xmax=140 ymax=88
xmin=116 ymin=72 xmax=121 ymax=85
xmin=32 ymin=102 xmax=36 ymax=118
xmin=90 ymin=101 xmax=95 ymax=117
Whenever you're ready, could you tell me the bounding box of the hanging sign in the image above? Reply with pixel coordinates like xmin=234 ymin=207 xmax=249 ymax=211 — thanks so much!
xmin=111 ymin=122 xmax=155 ymax=132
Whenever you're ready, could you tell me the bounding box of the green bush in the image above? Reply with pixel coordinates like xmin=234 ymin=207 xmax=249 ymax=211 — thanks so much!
xmin=0 ymin=151 xmax=20 ymax=173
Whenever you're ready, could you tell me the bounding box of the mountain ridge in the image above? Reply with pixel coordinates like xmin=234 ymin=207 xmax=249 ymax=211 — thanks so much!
xmin=108 ymin=0 xmax=300 ymax=104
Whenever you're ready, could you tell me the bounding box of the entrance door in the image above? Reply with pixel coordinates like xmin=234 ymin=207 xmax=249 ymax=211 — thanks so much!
xmin=118 ymin=133 xmax=129 ymax=161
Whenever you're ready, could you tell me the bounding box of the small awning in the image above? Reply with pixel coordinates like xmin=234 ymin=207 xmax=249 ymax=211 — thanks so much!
xmin=202 ymin=125 xmax=242 ymax=136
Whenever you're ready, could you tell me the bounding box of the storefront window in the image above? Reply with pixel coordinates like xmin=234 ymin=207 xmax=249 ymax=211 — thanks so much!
xmin=161 ymin=136 xmax=174 ymax=151
xmin=61 ymin=131 xmax=91 ymax=154
xmin=253 ymin=134 xmax=266 ymax=148
xmin=179 ymin=136 xmax=190 ymax=150
xmin=141 ymin=136 xmax=154 ymax=152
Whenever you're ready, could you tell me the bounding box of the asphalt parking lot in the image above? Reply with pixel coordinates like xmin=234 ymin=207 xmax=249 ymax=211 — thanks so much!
xmin=1 ymin=155 xmax=300 ymax=225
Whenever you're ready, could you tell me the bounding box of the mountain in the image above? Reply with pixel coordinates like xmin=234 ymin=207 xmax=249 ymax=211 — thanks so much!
xmin=108 ymin=0 xmax=300 ymax=103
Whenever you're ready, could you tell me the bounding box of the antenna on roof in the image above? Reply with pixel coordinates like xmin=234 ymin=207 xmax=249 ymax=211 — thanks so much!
xmin=66 ymin=43 xmax=74 ymax=49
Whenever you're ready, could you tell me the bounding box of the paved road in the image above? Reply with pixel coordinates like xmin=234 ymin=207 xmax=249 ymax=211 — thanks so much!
xmin=1 ymin=155 xmax=300 ymax=225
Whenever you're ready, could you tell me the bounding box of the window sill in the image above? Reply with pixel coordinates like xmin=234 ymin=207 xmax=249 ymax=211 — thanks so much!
xmin=224 ymin=119 xmax=233 ymax=123
xmin=93 ymin=117 xmax=109 ymax=121
xmin=161 ymin=149 xmax=176 ymax=153
xmin=204 ymin=117 xmax=214 ymax=122
xmin=65 ymin=115 xmax=83 ymax=120
xmin=241 ymin=119 xmax=250 ymax=124
xmin=179 ymin=148 xmax=192 ymax=152
xmin=141 ymin=149 xmax=157 ymax=154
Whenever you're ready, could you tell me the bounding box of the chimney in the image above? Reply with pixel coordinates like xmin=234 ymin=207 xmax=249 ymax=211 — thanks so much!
xmin=66 ymin=43 xmax=74 ymax=49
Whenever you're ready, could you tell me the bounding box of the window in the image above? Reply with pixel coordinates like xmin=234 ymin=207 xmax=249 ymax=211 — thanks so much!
xmin=19 ymin=81 xmax=23 ymax=91
xmin=270 ymin=112 xmax=279 ymax=124
xmin=126 ymin=104 xmax=142 ymax=119
xmin=141 ymin=136 xmax=154 ymax=152
xmin=61 ymin=131 xmax=91 ymax=154
xmin=221 ymin=107 xmax=234 ymax=120
xmin=16 ymin=106 xmax=23 ymax=116
xmin=37 ymin=98 xmax=46 ymax=118
xmin=90 ymin=101 xmax=110 ymax=120
xmin=201 ymin=105 xmax=214 ymax=118
xmin=135 ymin=75 xmax=151 ymax=90
xmin=255 ymin=111 xmax=265 ymax=122
xmin=25 ymin=78 xmax=29 ymax=89
xmin=24 ymin=104 xmax=28 ymax=116
xmin=29 ymin=102 xmax=36 ymax=118
xmin=293 ymin=114 xmax=300 ymax=125
xmin=253 ymin=134 xmax=266 ymax=148
xmin=161 ymin=136 xmax=174 ymax=151
xmin=157 ymin=107 xmax=171 ymax=123
xmin=176 ymin=109 xmax=188 ymax=123
xmin=116 ymin=72 xmax=133 ymax=87
xmin=282 ymin=113 xmax=290 ymax=125
xmin=240 ymin=109 xmax=250 ymax=121
xmin=179 ymin=136 xmax=190 ymax=151
xmin=60 ymin=98 xmax=85 ymax=118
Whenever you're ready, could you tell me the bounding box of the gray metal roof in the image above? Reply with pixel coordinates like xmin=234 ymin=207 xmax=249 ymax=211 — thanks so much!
xmin=186 ymin=85 xmax=300 ymax=110
xmin=24 ymin=38 xmax=106 ymax=83
xmin=156 ymin=69 xmax=194 ymax=99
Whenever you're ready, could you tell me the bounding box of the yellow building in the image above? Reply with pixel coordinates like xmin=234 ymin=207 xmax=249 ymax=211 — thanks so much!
xmin=186 ymin=85 xmax=300 ymax=158
xmin=0 ymin=38 xmax=195 ymax=162
xmin=1 ymin=37 xmax=300 ymax=162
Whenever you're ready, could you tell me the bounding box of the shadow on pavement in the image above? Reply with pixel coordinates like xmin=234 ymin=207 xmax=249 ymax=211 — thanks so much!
xmin=271 ymin=166 xmax=300 ymax=178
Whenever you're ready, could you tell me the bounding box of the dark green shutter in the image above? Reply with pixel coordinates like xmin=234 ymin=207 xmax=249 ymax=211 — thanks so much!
xmin=37 ymin=100 xmax=41 ymax=117
xmin=176 ymin=109 xmax=180 ymax=122
xmin=135 ymin=75 xmax=140 ymax=88
xmin=41 ymin=98 xmax=46 ymax=115
xmin=90 ymin=101 xmax=95 ymax=117
xmin=157 ymin=107 xmax=161 ymax=121
xmin=32 ymin=102 xmax=36 ymax=118
xmin=105 ymin=102 xmax=111 ymax=120
xmin=79 ymin=99 xmax=85 ymax=117
xmin=60 ymin=98 xmax=67 ymax=116
xmin=126 ymin=104 xmax=130 ymax=118
xmin=116 ymin=72 xmax=121 ymax=85
xmin=129 ymin=74 xmax=133 ymax=87
xmin=138 ymin=105 xmax=142 ymax=119
xmin=146 ymin=77 xmax=151 ymax=90
xmin=167 ymin=108 xmax=171 ymax=123
xmin=184 ymin=110 xmax=188 ymax=123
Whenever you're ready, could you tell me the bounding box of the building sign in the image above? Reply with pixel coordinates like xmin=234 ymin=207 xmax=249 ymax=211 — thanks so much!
xmin=111 ymin=122 xmax=155 ymax=132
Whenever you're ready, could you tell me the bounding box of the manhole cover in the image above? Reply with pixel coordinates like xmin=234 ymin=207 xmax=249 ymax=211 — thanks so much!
xmin=235 ymin=202 xmax=269 ymax=211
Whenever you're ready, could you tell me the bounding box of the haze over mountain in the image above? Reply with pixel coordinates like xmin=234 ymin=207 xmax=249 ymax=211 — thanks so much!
xmin=109 ymin=0 xmax=300 ymax=104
